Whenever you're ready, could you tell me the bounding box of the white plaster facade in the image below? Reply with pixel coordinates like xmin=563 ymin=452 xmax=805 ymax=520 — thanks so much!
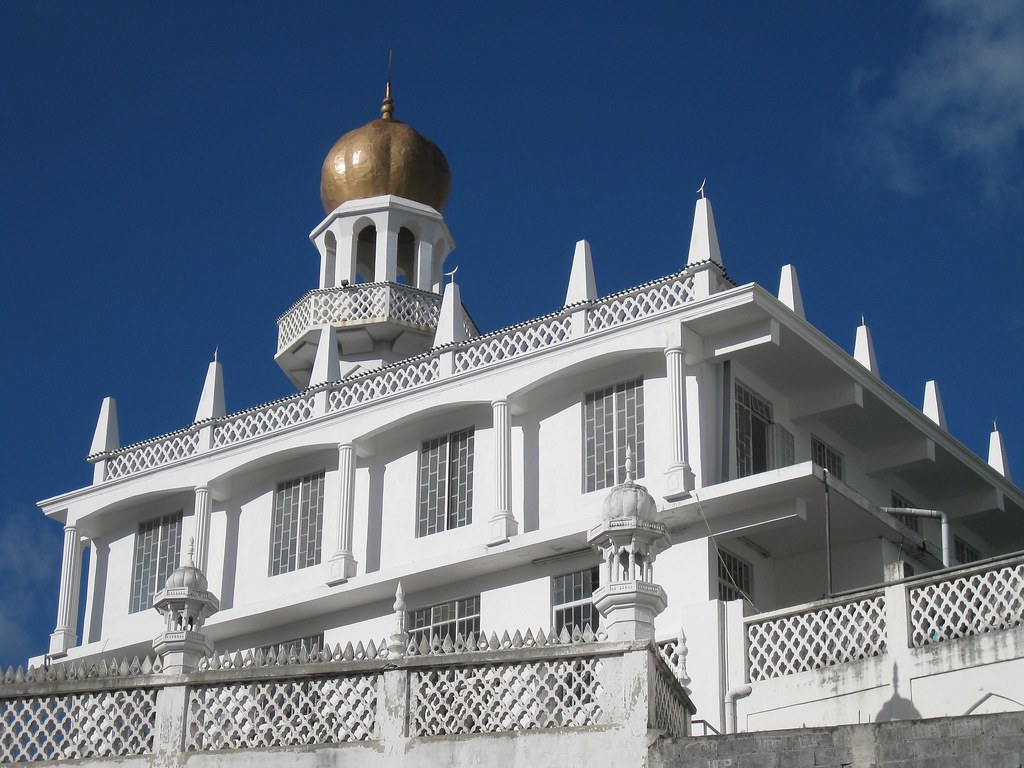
xmin=33 ymin=137 xmax=1024 ymax=736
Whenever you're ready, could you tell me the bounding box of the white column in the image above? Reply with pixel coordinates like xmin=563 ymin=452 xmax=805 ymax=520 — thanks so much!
xmin=415 ymin=237 xmax=434 ymax=291
xmin=375 ymin=221 xmax=399 ymax=282
xmin=664 ymin=346 xmax=696 ymax=499
xmin=488 ymin=399 xmax=518 ymax=546
xmin=49 ymin=524 xmax=83 ymax=655
xmin=327 ymin=442 xmax=358 ymax=584
xmin=193 ymin=486 xmax=211 ymax=572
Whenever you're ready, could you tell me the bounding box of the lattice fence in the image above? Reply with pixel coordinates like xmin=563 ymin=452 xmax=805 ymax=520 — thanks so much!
xmin=587 ymin=275 xmax=697 ymax=332
xmin=213 ymin=394 xmax=316 ymax=448
xmin=453 ymin=316 xmax=573 ymax=373
xmin=328 ymin=357 xmax=440 ymax=413
xmin=409 ymin=656 xmax=604 ymax=735
xmin=657 ymin=638 xmax=689 ymax=685
xmin=0 ymin=688 xmax=156 ymax=762
xmin=650 ymin=663 xmax=690 ymax=738
xmin=747 ymin=594 xmax=887 ymax=681
xmin=909 ymin=559 xmax=1024 ymax=647
xmin=106 ymin=432 xmax=200 ymax=479
xmin=185 ymin=674 xmax=379 ymax=750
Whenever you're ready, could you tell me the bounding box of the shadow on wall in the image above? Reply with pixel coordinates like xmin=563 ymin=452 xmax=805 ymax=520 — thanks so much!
xmin=875 ymin=663 xmax=921 ymax=722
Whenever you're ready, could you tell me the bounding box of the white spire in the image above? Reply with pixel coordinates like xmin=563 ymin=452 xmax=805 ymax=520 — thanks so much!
xmin=989 ymin=420 xmax=1011 ymax=480
xmin=433 ymin=279 xmax=468 ymax=346
xmin=853 ymin=316 xmax=879 ymax=375
xmin=778 ymin=264 xmax=805 ymax=318
xmin=194 ymin=354 xmax=225 ymax=421
xmin=564 ymin=239 xmax=597 ymax=306
xmin=922 ymin=380 xmax=947 ymax=430
xmin=89 ymin=396 xmax=120 ymax=455
xmin=686 ymin=192 xmax=723 ymax=267
xmin=309 ymin=325 xmax=341 ymax=386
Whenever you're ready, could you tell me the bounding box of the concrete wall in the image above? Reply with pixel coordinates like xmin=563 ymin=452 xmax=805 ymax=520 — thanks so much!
xmin=651 ymin=711 xmax=1024 ymax=767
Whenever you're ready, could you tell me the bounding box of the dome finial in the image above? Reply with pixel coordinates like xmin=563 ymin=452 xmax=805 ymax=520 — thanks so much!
xmin=624 ymin=445 xmax=635 ymax=483
xmin=381 ymin=50 xmax=394 ymax=120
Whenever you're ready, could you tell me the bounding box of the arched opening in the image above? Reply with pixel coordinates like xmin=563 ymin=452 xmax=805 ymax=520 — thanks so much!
xmin=396 ymin=227 xmax=416 ymax=285
xmin=323 ymin=231 xmax=337 ymax=288
xmin=356 ymin=225 xmax=376 ymax=283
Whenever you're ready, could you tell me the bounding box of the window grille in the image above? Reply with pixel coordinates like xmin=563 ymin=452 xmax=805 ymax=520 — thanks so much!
xmin=130 ymin=512 xmax=183 ymax=613
xmin=552 ymin=566 xmax=601 ymax=635
xmin=409 ymin=596 xmax=481 ymax=645
xmin=416 ymin=428 xmax=475 ymax=537
xmin=735 ymin=382 xmax=793 ymax=478
xmin=954 ymin=536 xmax=981 ymax=565
xmin=718 ymin=549 xmax=753 ymax=602
xmin=890 ymin=491 xmax=920 ymax=533
xmin=811 ymin=435 xmax=845 ymax=481
xmin=270 ymin=471 xmax=325 ymax=576
xmin=584 ymin=379 xmax=644 ymax=492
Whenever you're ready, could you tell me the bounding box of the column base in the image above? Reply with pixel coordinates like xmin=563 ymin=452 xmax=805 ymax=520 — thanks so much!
xmin=487 ymin=513 xmax=518 ymax=547
xmin=49 ymin=628 xmax=76 ymax=656
xmin=326 ymin=552 xmax=358 ymax=585
xmin=663 ymin=463 xmax=695 ymax=501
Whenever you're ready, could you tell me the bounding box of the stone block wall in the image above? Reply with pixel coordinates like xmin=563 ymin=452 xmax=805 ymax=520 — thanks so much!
xmin=651 ymin=712 xmax=1024 ymax=768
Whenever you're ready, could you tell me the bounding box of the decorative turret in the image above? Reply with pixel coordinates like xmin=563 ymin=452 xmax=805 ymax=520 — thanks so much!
xmin=588 ymin=449 xmax=671 ymax=641
xmin=152 ymin=539 xmax=219 ymax=674
xmin=276 ymin=84 xmax=476 ymax=389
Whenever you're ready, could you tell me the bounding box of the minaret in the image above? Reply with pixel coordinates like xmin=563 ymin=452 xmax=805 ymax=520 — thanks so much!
xmin=275 ymin=83 xmax=475 ymax=388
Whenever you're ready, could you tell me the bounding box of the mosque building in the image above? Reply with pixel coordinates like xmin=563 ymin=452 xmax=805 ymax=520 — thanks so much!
xmin=24 ymin=83 xmax=1024 ymax=745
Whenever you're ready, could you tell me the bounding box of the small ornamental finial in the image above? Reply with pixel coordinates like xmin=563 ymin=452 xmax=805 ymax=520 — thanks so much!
xmin=697 ymin=178 xmax=707 ymax=199
xmin=381 ymin=80 xmax=394 ymax=120
xmin=994 ymin=417 xmax=999 ymax=432
xmin=861 ymin=313 xmax=866 ymax=326
xmin=624 ymin=445 xmax=635 ymax=483
xmin=213 ymin=346 xmax=218 ymax=363
xmin=444 ymin=265 xmax=459 ymax=284
xmin=186 ymin=537 xmax=196 ymax=567
xmin=393 ymin=581 xmax=405 ymax=612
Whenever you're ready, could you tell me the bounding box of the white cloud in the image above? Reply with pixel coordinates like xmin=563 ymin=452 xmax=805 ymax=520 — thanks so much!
xmin=855 ymin=0 xmax=1024 ymax=197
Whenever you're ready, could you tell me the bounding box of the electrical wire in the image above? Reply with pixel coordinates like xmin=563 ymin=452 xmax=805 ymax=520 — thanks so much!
xmin=693 ymin=490 xmax=761 ymax=614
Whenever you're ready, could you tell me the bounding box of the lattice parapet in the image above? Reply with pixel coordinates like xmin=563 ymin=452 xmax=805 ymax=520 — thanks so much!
xmin=0 ymin=688 xmax=156 ymax=762
xmin=212 ymin=393 xmax=316 ymax=448
xmin=656 ymin=639 xmax=688 ymax=685
xmin=410 ymin=656 xmax=605 ymax=735
xmin=747 ymin=594 xmax=887 ymax=681
xmin=454 ymin=315 xmax=573 ymax=373
xmin=105 ymin=430 xmax=200 ymax=479
xmin=650 ymin=660 xmax=690 ymax=738
xmin=406 ymin=626 xmax=606 ymax=657
xmin=185 ymin=674 xmax=379 ymax=750
xmin=909 ymin=559 xmax=1024 ymax=647
xmin=586 ymin=273 xmax=698 ymax=332
xmin=327 ymin=357 xmax=440 ymax=413
xmin=198 ymin=640 xmax=389 ymax=671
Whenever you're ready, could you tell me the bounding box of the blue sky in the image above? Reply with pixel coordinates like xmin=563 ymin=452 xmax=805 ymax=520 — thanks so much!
xmin=2 ymin=1 xmax=1023 ymax=668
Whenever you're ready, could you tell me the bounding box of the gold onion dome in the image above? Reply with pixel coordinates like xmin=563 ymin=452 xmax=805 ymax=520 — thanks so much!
xmin=320 ymin=83 xmax=451 ymax=214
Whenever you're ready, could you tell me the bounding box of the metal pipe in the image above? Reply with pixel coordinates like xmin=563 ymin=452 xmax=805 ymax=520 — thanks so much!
xmin=724 ymin=685 xmax=752 ymax=733
xmin=880 ymin=507 xmax=952 ymax=568
xmin=824 ymin=470 xmax=833 ymax=596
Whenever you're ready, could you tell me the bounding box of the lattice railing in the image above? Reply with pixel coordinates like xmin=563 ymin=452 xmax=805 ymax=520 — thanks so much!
xmin=328 ymin=357 xmax=440 ymax=413
xmin=409 ymin=655 xmax=605 ymax=735
xmin=105 ymin=431 xmax=200 ymax=479
xmin=746 ymin=594 xmax=887 ymax=681
xmin=657 ymin=638 xmax=689 ymax=685
xmin=0 ymin=688 xmax=157 ymax=762
xmin=650 ymin=660 xmax=690 ymax=738
xmin=212 ymin=393 xmax=316 ymax=448
xmin=185 ymin=674 xmax=379 ymax=750
xmin=909 ymin=558 xmax=1024 ymax=647
xmin=587 ymin=273 xmax=698 ymax=332
xmin=454 ymin=315 xmax=573 ymax=373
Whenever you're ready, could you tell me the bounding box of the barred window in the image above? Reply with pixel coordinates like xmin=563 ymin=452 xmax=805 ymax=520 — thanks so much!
xmin=584 ymin=379 xmax=644 ymax=492
xmin=130 ymin=512 xmax=182 ymax=613
xmin=409 ymin=596 xmax=481 ymax=645
xmin=718 ymin=549 xmax=753 ymax=602
xmin=811 ymin=435 xmax=845 ymax=481
xmin=270 ymin=471 xmax=325 ymax=576
xmin=417 ymin=428 xmax=475 ymax=537
xmin=735 ymin=382 xmax=793 ymax=478
xmin=553 ymin=566 xmax=601 ymax=635
xmin=890 ymin=491 xmax=920 ymax=534
xmin=954 ymin=536 xmax=980 ymax=565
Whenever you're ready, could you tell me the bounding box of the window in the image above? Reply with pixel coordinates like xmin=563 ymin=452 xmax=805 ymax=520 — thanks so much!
xmin=584 ymin=379 xmax=644 ymax=492
xmin=130 ymin=512 xmax=183 ymax=613
xmin=954 ymin=536 xmax=980 ymax=565
xmin=552 ymin=566 xmax=601 ymax=635
xmin=409 ymin=596 xmax=481 ymax=645
xmin=270 ymin=471 xmax=325 ymax=576
xmin=417 ymin=428 xmax=475 ymax=537
xmin=735 ymin=382 xmax=793 ymax=478
xmin=811 ymin=435 xmax=845 ymax=481
xmin=890 ymin=491 xmax=920 ymax=533
xmin=718 ymin=549 xmax=753 ymax=602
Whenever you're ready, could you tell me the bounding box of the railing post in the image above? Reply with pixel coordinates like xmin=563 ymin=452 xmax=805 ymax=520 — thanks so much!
xmin=152 ymin=682 xmax=188 ymax=759
xmin=378 ymin=665 xmax=409 ymax=758
xmin=884 ymin=579 xmax=912 ymax=655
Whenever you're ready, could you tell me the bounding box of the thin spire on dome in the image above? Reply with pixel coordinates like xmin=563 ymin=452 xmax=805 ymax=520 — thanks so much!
xmin=381 ymin=51 xmax=394 ymax=120
xmin=624 ymin=445 xmax=635 ymax=483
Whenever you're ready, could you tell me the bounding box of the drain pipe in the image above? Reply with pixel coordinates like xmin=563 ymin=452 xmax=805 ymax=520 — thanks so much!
xmin=881 ymin=507 xmax=952 ymax=568
xmin=724 ymin=685 xmax=752 ymax=734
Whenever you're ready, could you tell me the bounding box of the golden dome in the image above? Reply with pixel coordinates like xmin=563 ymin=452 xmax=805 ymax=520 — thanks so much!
xmin=320 ymin=84 xmax=451 ymax=213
